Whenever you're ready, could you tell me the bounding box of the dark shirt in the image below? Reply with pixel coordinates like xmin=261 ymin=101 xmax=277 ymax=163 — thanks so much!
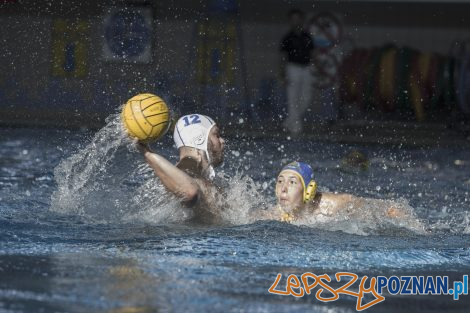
xmin=280 ymin=30 xmax=314 ymax=65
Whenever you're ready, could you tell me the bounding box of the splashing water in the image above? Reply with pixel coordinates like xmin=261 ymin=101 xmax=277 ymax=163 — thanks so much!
xmin=51 ymin=114 xmax=128 ymax=218
xmin=3 ymin=124 xmax=470 ymax=313
xmin=121 ymin=172 xmax=192 ymax=224
xmin=50 ymin=114 xmax=269 ymax=225
xmin=49 ymin=114 xmax=451 ymax=236
xmin=216 ymin=171 xmax=270 ymax=225
xmin=297 ymin=196 xmax=427 ymax=235
xmin=50 ymin=114 xmax=192 ymax=223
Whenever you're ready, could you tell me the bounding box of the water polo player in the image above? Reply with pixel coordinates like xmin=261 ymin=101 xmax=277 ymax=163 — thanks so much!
xmin=138 ymin=114 xmax=225 ymax=223
xmin=270 ymin=161 xmax=419 ymax=224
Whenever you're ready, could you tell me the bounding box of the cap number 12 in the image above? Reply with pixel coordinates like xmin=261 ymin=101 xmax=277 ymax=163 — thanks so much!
xmin=183 ymin=115 xmax=201 ymax=126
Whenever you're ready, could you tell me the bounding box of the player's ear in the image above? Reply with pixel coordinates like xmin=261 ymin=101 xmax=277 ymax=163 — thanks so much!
xmin=304 ymin=181 xmax=317 ymax=203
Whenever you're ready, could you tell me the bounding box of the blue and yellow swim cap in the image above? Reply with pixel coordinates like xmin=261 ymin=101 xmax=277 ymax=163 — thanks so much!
xmin=280 ymin=161 xmax=317 ymax=203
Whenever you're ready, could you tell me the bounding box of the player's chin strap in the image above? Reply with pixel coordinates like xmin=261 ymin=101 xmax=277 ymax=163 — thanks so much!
xmin=202 ymin=125 xmax=215 ymax=180
xmin=278 ymin=206 xmax=302 ymax=223
xmin=205 ymin=165 xmax=216 ymax=180
xmin=197 ymin=148 xmax=215 ymax=181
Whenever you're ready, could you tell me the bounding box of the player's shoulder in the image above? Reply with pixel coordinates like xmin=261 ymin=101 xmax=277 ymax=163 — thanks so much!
xmin=320 ymin=192 xmax=355 ymax=203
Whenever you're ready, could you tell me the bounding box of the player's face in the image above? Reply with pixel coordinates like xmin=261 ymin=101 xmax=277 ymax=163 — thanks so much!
xmin=276 ymin=171 xmax=304 ymax=210
xmin=208 ymin=125 xmax=224 ymax=167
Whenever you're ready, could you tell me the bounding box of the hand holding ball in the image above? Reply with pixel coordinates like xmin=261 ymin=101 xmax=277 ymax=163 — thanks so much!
xmin=121 ymin=93 xmax=170 ymax=142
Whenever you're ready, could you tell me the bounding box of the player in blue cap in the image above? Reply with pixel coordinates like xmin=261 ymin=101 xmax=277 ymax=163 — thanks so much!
xmin=273 ymin=161 xmax=413 ymax=223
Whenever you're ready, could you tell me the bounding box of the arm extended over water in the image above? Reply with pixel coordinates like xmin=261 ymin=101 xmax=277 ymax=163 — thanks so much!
xmin=320 ymin=192 xmax=410 ymax=218
xmin=138 ymin=143 xmax=200 ymax=204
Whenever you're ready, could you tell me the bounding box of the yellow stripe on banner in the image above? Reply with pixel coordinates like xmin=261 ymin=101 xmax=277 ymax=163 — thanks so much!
xmin=379 ymin=49 xmax=396 ymax=104
xmin=195 ymin=19 xmax=237 ymax=85
xmin=418 ymin=53 xmax=432 ymax=84
xmin=52 ymin=19 xmax=88 ymax=78
xmin=417 ymin=53 xmax=432 ymax=103
xmin=409 ymin=72 xmax=425 ymax=121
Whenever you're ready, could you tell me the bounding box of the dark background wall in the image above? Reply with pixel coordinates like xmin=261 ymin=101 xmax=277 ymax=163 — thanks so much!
xmin=1 ymin=0 xmax=469 ymax=128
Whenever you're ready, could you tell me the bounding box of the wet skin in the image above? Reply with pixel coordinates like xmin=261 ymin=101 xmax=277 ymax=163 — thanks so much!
xmin=275 ymin=170 xmax=304 ymax=212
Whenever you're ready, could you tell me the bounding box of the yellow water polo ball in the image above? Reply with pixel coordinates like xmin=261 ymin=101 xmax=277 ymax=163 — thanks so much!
xmin=121 ymin=93 xmax=170 ymax=142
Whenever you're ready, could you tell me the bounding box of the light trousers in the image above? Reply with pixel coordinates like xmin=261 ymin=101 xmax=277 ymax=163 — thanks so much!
xmin=284 ymin=63 xmax=313 ymax=134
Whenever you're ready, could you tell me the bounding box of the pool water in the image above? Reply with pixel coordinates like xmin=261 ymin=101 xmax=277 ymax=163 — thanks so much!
xmin=1 ymin=118 xmax=469 ymax=312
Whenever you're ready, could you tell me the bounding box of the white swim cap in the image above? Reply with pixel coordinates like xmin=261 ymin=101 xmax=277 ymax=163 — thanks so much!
xmin=173 ymin=114 xmax=216 ymax=163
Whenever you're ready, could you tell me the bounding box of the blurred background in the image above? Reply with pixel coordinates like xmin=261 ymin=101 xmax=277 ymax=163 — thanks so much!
xmin=1 ymin=0 xmax=470 ymax=142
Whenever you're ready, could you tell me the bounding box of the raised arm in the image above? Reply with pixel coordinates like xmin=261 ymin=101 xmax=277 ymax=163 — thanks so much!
xmin=138 ymin=143 xmax=200 ymax=204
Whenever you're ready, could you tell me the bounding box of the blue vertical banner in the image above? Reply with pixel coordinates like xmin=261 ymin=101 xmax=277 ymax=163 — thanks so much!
xmin=102 ymin=7 xmax=152 ymax=63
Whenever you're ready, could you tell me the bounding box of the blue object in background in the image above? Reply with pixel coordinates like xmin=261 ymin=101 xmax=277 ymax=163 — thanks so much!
xmin=210 ymin=48 xmax=221 ymax=80
xmin=64 ymin=43 xmax=75 ymax=72
xmin=208 ymin=0 xmax=239 ymax=14
xmin=105 ymin=10 xmax=150 ymax=58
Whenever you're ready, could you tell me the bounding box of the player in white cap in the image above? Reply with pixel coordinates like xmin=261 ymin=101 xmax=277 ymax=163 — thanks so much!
xmin=138 ymin=114 xmax=225 ymax=223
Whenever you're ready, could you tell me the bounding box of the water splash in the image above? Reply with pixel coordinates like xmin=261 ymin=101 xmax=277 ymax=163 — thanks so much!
xmin=217 ymin=171 xmax=271 ymax=225
xmin=49 ymin=114 xmax=270 ymax=225
xmin=50 ymin=114 xmax=156 ymax=221
xmin=122 ymin=171 xmax=192 ymax=224
xmin=48 ymin=115 xmax=451 ymax=235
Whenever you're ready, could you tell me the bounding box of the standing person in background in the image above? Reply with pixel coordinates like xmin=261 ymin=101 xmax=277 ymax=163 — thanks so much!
xmin=280 ymin=9 xmax=315 ymax=135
